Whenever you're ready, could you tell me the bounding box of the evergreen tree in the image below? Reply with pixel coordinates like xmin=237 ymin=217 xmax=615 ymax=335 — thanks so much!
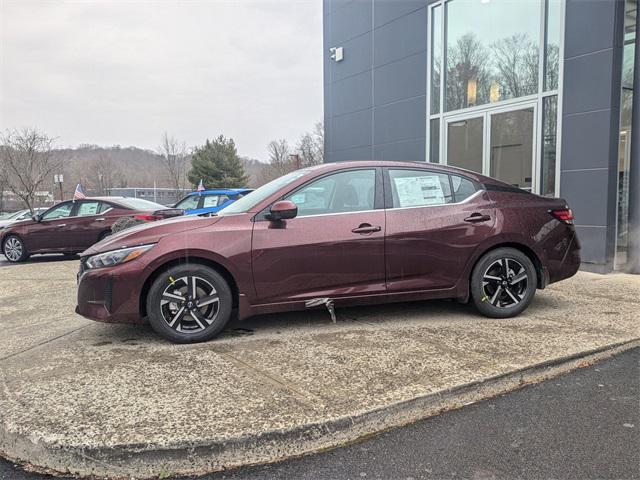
xmin=187 ymin=135 xmax=248 ymax=188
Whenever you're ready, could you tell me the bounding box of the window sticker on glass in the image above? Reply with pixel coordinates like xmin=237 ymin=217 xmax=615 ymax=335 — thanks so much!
xmin=394 ymin=175 xmax=445 ymax=207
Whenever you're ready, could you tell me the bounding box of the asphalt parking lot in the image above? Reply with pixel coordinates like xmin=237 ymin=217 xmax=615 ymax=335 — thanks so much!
xmin=0 ymin=258 xmax=639 ymax=478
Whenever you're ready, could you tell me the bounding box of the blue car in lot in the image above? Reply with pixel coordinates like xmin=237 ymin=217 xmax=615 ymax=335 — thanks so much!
xmin=173 ymin=188 xmax=253 ymax=216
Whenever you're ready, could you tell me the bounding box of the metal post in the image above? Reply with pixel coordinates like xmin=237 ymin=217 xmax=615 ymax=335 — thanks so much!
xmin=628 ymin=5 xmax=640 ymax=273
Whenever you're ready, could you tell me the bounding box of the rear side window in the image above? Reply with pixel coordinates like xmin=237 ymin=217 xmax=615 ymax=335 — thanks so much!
xmin=389 ymin=169 xmax=453 ymax=208
xmin=77 ymin=201 xmax=101 ymax=216
xmin=451 ymin=175 xmax=478 ymax=202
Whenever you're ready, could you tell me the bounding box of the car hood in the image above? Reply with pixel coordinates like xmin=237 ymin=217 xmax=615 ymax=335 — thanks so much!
xmin=81 ymin=215 xmax=221 ymax=257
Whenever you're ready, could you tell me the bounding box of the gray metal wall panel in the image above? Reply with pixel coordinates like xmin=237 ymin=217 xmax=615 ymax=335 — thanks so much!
xmin=373 ymin=52 xmax=427 ymax=106
xmin=373 ymin=96 xmax=426 ymax=145
xmin=563 ymin=49 xmax=614 ymax=114
xmin=329 ymin=32 xmax=373 ymax=82
xmin=560 ymin=0 xmax=625 ymax=271
xmin=331 ymin=108 xmax=373 ymax=151
xmin=373 ymin=8 xmax=428 ymax=67
xmin=373 ymin=0 xmax=425 ymax=28
xmin=560 ymin=169 xmax=610 ymax=227
xmin=373 ymin=138 xmax=426 ymax=161
xmin=331 ymin=0 xmax=373 ymax=45
xmin=324 ymin=0 xmax=428 ymax=164
xmin=560 ymin=110 xmax=613 ymax=171
xmin=332 ymin=71 xmax=373 ymax=117
xmin=564 ymin=0 xmax=617 ymax=58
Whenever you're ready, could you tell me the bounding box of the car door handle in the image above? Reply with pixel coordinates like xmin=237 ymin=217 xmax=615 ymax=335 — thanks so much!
xmin=95 ymin=218 xmax=106 ymax=222
xmin=56 ymin=224 xmax=67 ymax=228
xmin=464 ymin=213 xmax=491 ymax=223
xmin=352 ymin=223 xmax=382 ymax=234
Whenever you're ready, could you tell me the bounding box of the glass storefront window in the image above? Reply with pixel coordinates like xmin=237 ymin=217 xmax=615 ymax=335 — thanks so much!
xmin=616 ymin=0 xmax=636 ymax=269
xmin=430 ymin=5 xmax=442 ymax=115
xmin=429 ymin=119 xmax=440 ymax=163
xmin=544 ymin=0 xmax=562 ymax=91
xmin=446 ymin=116 xmax=483 ymax=173
xmin=541 ymin=95 xmax=558 ymax=196
xmin=444 ymin=0 xmax=541 ymax=112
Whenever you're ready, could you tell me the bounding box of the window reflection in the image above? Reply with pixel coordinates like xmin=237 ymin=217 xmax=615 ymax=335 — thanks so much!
xmin=444 ymin=0 xmax=541 ymax=112
xmin=430 ymin=5 xmax=442 ymax=114
xmin=544 ymin=0 xmax=561 ymax=91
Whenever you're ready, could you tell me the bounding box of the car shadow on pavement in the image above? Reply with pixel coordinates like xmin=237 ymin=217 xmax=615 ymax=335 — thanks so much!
xmin=0 ymin=253 xmax=77 ymax=266
xmin=81 ymin=294 xmax=561 ymax=346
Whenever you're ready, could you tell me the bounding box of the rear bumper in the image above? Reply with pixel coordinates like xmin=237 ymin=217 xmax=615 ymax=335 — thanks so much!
xmin=76 ymin=260 xmax=146 ymax=324
xmin=547 ymin=230 xmax=581 ymax=285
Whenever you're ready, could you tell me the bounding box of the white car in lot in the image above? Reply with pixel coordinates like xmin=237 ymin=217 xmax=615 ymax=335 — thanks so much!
xmin=0 ymin=208 xmax=47 ymax=230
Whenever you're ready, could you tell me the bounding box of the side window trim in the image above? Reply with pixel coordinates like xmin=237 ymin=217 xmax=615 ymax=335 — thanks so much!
xmin=254 ymin=167 xmax=384 ymax=221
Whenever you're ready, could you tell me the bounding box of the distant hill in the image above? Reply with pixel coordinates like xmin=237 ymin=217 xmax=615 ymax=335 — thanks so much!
xmin=53 ymin=145 xmax=268 ymax=198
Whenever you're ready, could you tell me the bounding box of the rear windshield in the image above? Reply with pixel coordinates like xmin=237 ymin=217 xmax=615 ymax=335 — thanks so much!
xmin=116 ymin=198 xmax=168 ymax=210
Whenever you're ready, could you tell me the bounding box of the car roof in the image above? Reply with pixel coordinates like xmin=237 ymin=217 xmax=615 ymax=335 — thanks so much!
xmin=185 ymin=188 xmax=253 ymax=196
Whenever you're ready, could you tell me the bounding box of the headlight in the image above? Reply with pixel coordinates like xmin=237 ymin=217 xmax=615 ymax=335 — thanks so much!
xmin=84 ymin=244 xmax=155 ymax=269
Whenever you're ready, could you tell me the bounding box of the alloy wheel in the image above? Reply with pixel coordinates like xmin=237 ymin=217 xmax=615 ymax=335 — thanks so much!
xmin=4 ymin=237 xmax=23 ymax=262
xmin=481 ymin=258 xmax=528 ymax=308
xmin=160 ymin=276 xmax=220 ymax=333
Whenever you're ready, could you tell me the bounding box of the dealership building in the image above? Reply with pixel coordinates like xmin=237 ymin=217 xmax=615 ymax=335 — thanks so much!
xmin=323 ymin=0 xmax=639 ymax=273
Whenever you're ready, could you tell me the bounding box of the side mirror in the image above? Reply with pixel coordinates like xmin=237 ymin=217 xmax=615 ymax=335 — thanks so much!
xmin=32 ymin=214 xmax=42 ymax=223
xmin=267 ymin=200 xmax=298 ymax=221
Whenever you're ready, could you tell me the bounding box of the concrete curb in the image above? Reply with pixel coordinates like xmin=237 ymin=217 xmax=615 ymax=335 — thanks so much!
xmin=2 ymin=339 xmax=638 ymax=479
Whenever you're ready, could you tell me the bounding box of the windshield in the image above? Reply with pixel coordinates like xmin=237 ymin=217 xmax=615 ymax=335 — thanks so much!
xmin=117 ymin=198 xmax=169 ymax=210
xmin=174 ymin=195 xmax=201 ymax=210
xmin=219 ymin=170 xmax=309 ymax=215
xmin=0 ymin=210 xmax=25 ymax=220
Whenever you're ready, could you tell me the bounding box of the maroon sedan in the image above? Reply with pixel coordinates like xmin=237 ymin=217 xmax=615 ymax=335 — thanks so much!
xmin=76 ymin=161 xmax=580 ymax=343
xmin=1 ymin=197 xmax=182 ymax=262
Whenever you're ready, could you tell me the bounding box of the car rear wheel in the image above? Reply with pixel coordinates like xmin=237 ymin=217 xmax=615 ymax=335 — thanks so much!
xmin=146 ymin=264 xmax=233 ymax=343
xmin=471 ymin=247 xmax=537 ymax=318
xmin=3 ymin=235 xmax=29 ymax=262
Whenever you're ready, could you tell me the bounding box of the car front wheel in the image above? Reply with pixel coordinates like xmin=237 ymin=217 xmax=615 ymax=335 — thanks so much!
xmin=146 ymin=264 xmax=233 ymax=343
xmin=3 ymin=235 xmax=29 ymax=262
xmin=470 ymin=247 xmax=537 ymax=318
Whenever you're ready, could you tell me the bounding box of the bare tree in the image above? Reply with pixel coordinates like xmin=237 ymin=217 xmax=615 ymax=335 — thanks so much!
xmin=0 ymin=128 xmax=61 ymax=213
xmin=259 ymin=139 xmax=294 ymax=184
xmin=90 ymin=152 xmax=123 ymax=195
xmin=158 ymin=132 xmax=189 ymax=197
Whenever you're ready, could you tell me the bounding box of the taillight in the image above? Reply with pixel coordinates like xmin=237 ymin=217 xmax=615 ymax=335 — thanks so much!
xmin=134 ymin=214 xmax=161 ymax=221
xmin=550 ymin=208 xmax=574 ymax=224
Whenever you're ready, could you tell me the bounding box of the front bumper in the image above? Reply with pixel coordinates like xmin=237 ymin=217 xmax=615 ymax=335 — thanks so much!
xmin=76 ymin=259 xmax=147 ymax=324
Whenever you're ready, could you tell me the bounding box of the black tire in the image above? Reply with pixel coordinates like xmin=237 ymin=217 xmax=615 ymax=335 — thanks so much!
xmin=111 ymin=216 xmax=147 ymax=234
xmin=146 ymin=264 xmax=233 ymax=343
xmin=2 ymin=235 xmax=29 ymax=262
xmin=470 ymin=247 xmax=537 ymax=318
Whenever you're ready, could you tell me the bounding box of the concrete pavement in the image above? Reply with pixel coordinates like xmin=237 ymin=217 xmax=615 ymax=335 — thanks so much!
xmin=0 ymin=260 xmax=638 ymax=478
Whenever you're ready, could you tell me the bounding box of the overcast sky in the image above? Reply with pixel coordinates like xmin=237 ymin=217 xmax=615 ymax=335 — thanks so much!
xmin=0 ymin=0 xmax=323 ymax=160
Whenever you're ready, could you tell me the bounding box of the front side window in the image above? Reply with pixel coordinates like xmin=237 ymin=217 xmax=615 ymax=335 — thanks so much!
xmin=389 ymin=169 xmax=453 ymax=208
xmin=77 ymin=201 xmax=101 ymax=216
xmin=42 ymin=203 xmax=73 ymax=220
xmin=174 ymin=195 xmax=200 ymax=210
xmin=286 ymin=169 xmax=376 ymax=217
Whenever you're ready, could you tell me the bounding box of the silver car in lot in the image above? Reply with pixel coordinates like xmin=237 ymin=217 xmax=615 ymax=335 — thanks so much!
xmin=0 ymin=208 xmax=48 ymax=231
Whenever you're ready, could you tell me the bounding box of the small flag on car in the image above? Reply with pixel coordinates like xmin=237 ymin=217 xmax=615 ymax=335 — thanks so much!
xmin=73 ymin=183 xmax=86 ymax=200
xmin=197 ymin=179 xmax=205 ymax=192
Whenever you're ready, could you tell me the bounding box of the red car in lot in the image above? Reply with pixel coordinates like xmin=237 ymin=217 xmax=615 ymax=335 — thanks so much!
xmin=1 ymin=197 xmax=182 ymax=262
xmin=76 ymin=161 xmax=580 ymax=343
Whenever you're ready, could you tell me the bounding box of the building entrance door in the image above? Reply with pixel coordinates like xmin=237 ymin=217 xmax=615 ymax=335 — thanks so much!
xmin=445 ymin=103 xmax=537 ymax=192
